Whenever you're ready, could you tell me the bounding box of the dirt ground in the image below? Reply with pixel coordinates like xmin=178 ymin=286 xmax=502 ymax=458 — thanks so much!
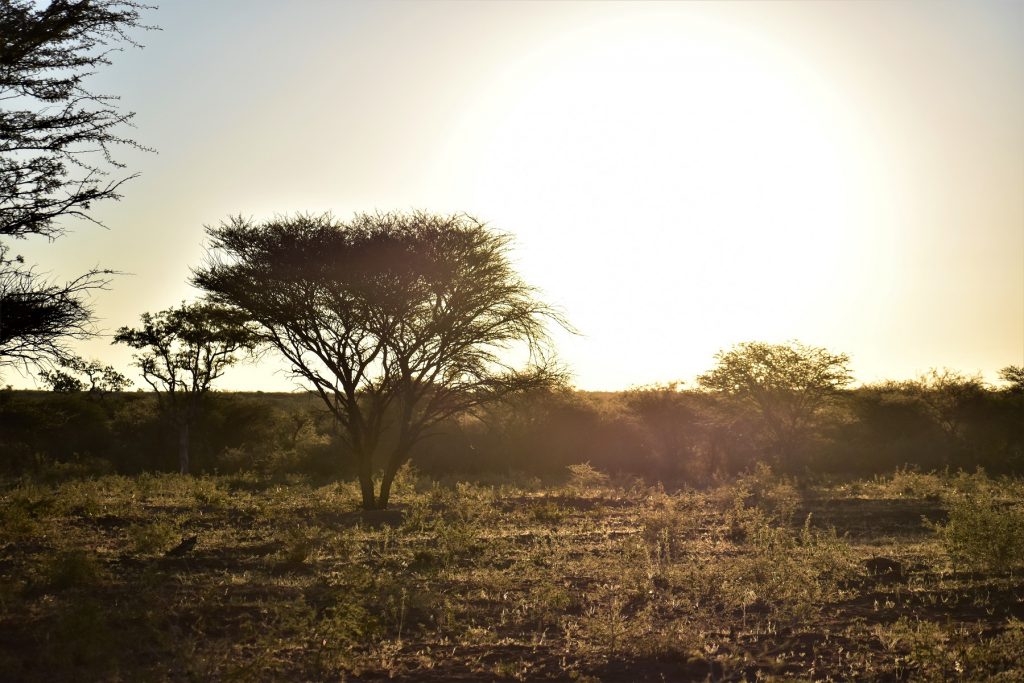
xmin=1 ymin=468 xmax=1023 ymax=681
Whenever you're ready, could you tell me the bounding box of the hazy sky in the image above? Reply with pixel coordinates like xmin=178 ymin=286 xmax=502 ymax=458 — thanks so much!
xmin=14 ymin=0 xmax=1024 ymax=391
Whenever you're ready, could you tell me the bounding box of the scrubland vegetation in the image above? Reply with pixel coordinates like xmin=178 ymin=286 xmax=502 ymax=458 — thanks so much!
xmin=2 ymin=352 xmax=1021 ymax=681
xmin=2 ymin=366 xmax=1020 ymax=482
xmin=2 ymin=464 xmax=1024 ymax=681
xmin=2 ymin=6 xmax=1021 ymax=678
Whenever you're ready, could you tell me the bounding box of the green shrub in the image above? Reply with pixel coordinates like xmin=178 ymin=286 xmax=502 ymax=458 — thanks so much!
xmin=735 ymin=462 xmax=800 ymax=523
xmin=876 ymin=617 xmax=953 ymax=682
xmin=929 ymin=494 xmax=1024 ymax=572
xmin=961 ymin=618 xmax=1024 ymax=679
xmin=433 ymin=520 xmax=480 ymax=569
xmin=1 ymin=482 xmax=52 ymax=537
xmin=699 ymin=507 xmax=857 ymax=622
xmin=54 ymin=479 xmax=104 ymax=516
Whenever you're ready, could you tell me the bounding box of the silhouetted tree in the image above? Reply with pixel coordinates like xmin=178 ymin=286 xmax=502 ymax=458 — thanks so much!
xmin=38 ymin=354 xmax=129 ymax=396
xmin=0 ymin=1 xmax=151 ymax=371
xmin=999 ymin=365 xmax=1024 ymax=394
xmin=996 ymin=366 xmax=1024 ymax=470
xmin=698 ymin=341 xmax=853 ymax=464
xmin=903 ymin=369 xmax=987 ymax=444
xmin=114 ymin=302 xmax=258 ymax=474
xmin=193 ymin=212 xmax=568 ymax=509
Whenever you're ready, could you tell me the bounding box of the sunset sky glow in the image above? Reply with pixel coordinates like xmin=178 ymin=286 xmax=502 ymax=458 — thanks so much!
xmin=14 ymin=0 xmax=1024 ymax=391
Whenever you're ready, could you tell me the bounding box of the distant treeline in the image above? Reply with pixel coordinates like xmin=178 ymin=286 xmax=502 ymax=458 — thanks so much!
xmin=2 ymin=376 xmax=1021 ymax=482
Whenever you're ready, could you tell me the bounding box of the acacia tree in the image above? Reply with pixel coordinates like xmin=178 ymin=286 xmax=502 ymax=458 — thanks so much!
xmin=0 ymin=1 xmax=151 ymax=371
xmin=698 ymin=341 xmax=853 ymax=462
xmin=193 ymin=212 xmax=568 ymax=509
xmin=114 ymin=302 xmax=259 ymax=475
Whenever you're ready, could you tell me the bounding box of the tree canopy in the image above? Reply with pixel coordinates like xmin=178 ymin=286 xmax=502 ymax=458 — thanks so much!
xmin=193 ymin=211 xmax=568 ymax=508
xmin=698 ymin=341 xmax=853 ymax=462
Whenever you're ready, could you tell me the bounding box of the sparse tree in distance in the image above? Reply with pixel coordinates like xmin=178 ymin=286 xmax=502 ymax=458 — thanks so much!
xmin=698 ymin=341 xmax=853 ymax=464
xmin=38 ymin=354 xmax=130 ymax=396
xmin=903 ymin=369 xmax=987 ymax=444
xmin=113 ymin=302 xmax=259 ymax=474
xmin=0 ymin=1 xmax=151 ymax=371
xmin=193 ymin=212 xmax=568 ymax=509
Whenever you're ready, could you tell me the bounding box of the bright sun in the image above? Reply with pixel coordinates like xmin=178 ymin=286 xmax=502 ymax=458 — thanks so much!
xmin=436 ymin=10 xmax=876 ymax=388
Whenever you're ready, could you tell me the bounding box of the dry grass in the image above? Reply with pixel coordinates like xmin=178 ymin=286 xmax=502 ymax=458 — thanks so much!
xmin=1 ymin=467 xmax=1023 ymax=681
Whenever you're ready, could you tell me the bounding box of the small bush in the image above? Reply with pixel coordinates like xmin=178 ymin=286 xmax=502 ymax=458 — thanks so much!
xmin=736 ymin=463 xmax=801 ymax=523
xmin=277 ymin=525 xmax=322 ymax=567
xmin=0 ymin=483 xmax=52 ymax=538
xmin=127 ymin=519 xmax=178 ymax=555
xmin=55 ymin=480 xmax=105 ymax=516
xmin=961 ymin=618 xmax=1024 ymax=679
xmin=884 ymin=467 xmax=946 ymax=499
xmin=639 ymin=499 xmax=697 ymax=562
xmin=567 ymin=462 xmax=610 ymax=491
xmin=876 ymin=617 xmax=952 ymax=681
xmin=192 ymin=478 xmax=228 ymax=508
xmin=433 ymin=520 xmax=480 ymax=569
xmin=929 ymin=494 xmax=1024 ymax=572
xmin=44 ymin=549 xmax=104 ymax=591
xmin=704 ymin=507 xmax=857 ymax=621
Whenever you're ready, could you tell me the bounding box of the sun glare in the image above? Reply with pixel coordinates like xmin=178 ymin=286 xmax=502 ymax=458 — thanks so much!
xmin=437 ymin=12 xmax=870 ymax=387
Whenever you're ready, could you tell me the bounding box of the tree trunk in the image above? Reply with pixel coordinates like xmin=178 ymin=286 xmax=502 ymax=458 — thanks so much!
xmin=357 ymin=456 xmax=377 ymax=510
xmin=377 ymin=466 xmax=397 ymax=510
xmin=376 ymin=445 xmax=412 ymax=510
xmin=178 ymin=421 xmax=190 ymax=475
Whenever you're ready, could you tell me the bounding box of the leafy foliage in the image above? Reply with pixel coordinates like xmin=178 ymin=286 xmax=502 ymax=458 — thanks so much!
xmin=999 ymin=365 xmax=1024 ymax=393
xmin=0 ymin=262 xmax=111 ymax=371
xmin=114 ymin=302 xmax=258 ymax=399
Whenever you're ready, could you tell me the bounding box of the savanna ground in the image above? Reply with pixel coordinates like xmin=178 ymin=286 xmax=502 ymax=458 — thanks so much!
xmin=2 ymin=465 xmax=1024 ymax=682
